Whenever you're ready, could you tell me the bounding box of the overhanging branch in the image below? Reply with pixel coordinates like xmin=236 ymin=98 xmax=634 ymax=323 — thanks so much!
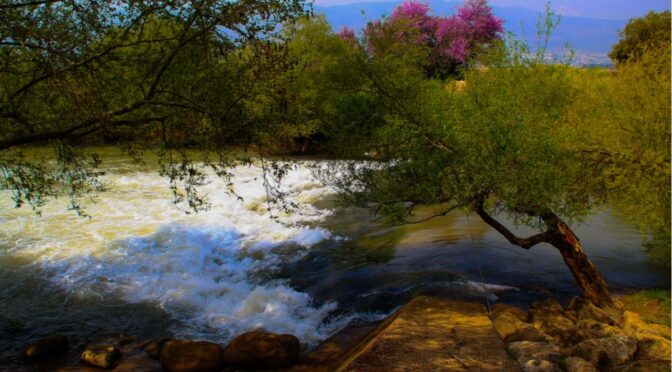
xmin=473 ymin=199 xmax=550 ymax=249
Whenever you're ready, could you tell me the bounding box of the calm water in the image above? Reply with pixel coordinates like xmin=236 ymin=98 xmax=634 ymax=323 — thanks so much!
xmin=0 ymin=150 xmax=668 ymax=368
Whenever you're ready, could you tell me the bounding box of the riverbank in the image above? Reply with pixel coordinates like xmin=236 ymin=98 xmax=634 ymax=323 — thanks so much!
xmin=16 ymin=290 xmax=670 ymax=371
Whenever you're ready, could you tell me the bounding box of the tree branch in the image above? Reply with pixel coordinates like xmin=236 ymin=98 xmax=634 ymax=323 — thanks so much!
xmin=473 ymin=198 xmax=550 ymax=249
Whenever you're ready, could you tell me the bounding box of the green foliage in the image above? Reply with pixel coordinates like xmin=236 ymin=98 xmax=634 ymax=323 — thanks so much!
xmin=609 ymin=11 xmax=671 ymax=65
xmin=0 ymin=0 xmax=309 ymax=213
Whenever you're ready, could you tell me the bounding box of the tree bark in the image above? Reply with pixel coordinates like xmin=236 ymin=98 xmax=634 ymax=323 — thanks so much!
xmin=542 ymin=213 xmax=616 ymax=309
xmin=473 ymin=201 xmax=616 ymax=309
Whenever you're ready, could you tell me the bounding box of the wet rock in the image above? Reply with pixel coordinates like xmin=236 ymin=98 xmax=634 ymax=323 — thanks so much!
xmin=613 ymin=359 xmax=672 ymax=371
xmin=568 ymin=335 xmax=637 ymax=369
xmin=507 ymin=341 xmax=560 ymax=364
xmin=221 ymin=331 xmax=300 ymax=370
xmin=81 ymin=345 xmax=121 ymax=368
xmin=141 ymin=337 xmax=171 ymax=359
xmin=160 ymin=340 xmax=222 ymax=372
xmin=565 ymin=357 xmax=597 ymax=372
xmin=24 ymin=334 xmax=68 ymax=359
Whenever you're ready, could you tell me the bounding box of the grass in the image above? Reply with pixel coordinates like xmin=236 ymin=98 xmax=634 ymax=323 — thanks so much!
xmin=620 ymin=289 xmax=671 ymax=326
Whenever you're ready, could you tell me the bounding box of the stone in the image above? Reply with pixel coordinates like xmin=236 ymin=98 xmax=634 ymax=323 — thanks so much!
xmin=114 ymin=348 xmax=162 ymax=372
xmin=531 ymin=299 xmax=564 ymax=313
xmin=571 ymin=298 xmax=619 ymax=326
xmin=536 ymin=314 xmax=577 ymax=343
xmin=81 ymin=345 xmax=122 ymax=368
xmin=493 ymin=309 xmax=534 ymax=341
xmin=636 ymin=334 xmax=671 ymax=361
xmin=507 ymin=341 xmax=560 ymax=364
xmin=141 ymin=338 xmax=171 ymax=359
xmin=521 ymin=358 xmax=561 ymax=372
xmin=613 ymin=359 xmax=672 ymax=371
xmin=577 ymin=319 xmax=624 ymax=340
xmin=568 ymin=335 xmax=637 ymax=369
xmin=507 ymin=326 xmax=552 ymax=343
xmin=491 ymin=303 xmax=529 ymax=322
xmin=221 ymin=331 xmax=300 ymax=370
xmin=160 ymin=340 xmax=222 ymax=372
xmin=24 ymin=334 xmax=68 ymax=359
xmin=565 ymin=357 xmax=597 ymax=372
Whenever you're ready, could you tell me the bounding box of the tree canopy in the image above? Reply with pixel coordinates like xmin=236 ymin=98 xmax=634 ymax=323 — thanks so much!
xmin=609 ymin=10 xmax=671 ymax=65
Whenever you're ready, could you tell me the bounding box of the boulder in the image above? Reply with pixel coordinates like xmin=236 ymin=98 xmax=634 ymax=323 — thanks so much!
xmin=81 ymin=345 xmax=122 ymax=368
xmin=568 ymin=336 xmax=637 ymax=369
xmin=493 ymin=309 xmax=536 ymax=341
xmin=141 ymin=337 xmax=171 ymax=359
xmin=577 ymin=319 xmax=624 ymax=340
xmin=530 ymin=299 xmax=564 ymax=313
xmin=160 ymin=340 xmax=222 ymax=372
xmin=221 ymin=331 xmax=300 ymax=370
xmin=507 ymin=327 xmax=552 ymax=343
xmin=565 ymin=357 xmax=597 ymax=372
xmin=570 ymin=298 xmax=619 ymax=326
xmin=507 ymin=341 xmax=560 ymax=364
xmin=491 ymin=303 xmax=528 ymax=322
xmin=24 ymin=334 xmax=68 ymax=359
xmin=613 ymin=359 xmax=672 ymax=371
xmin=636 ymin=335 xmax=671 ymax=361
xmin=534 ymin=313 xmax=577 ymax=344
xmin=114 ymin=348 xmax=162 ymax=372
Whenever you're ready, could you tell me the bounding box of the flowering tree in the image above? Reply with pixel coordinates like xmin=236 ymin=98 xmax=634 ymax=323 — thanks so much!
xmin=349 ymin=0 xmax=503 ymax=78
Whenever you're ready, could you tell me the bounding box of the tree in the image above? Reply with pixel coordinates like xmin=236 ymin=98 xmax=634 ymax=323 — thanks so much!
xmin=0 ymin=0 xmax=308 ymax=213
xmin=609 ymin=10 xmax=671 ymax=65
xmin=318 ymin=9 xmax=622 ymax=308
xmin=360 ymin=0 xmax=503 ymax=78
xmin=574 ymin=26 xmax=670 ymax=266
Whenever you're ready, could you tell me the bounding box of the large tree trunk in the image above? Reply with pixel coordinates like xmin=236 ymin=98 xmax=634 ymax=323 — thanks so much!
xmin=543 ymin=214 xmax=616 ymax=309
xmin=473 ymin=202 xmax=616 ymax=309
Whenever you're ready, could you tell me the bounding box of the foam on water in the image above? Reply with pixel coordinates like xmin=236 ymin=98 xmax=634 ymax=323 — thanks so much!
xmin=0 ymin=163 xmax=346 ymax=345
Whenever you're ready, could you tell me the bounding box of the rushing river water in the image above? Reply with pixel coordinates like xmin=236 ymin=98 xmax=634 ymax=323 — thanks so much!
xmin=0 ymin=150 xmax=668 ymax=368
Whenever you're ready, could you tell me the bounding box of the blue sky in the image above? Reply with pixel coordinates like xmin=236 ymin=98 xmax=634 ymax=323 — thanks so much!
xmin=314 ymin=0 xmax=671 ymax=20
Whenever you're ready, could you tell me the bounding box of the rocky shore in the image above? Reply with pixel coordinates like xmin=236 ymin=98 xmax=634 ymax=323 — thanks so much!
xmin=491 ymin=297 xmax=671 ymax=371
xmin=19 ymin=292 xmax=671 ymax=371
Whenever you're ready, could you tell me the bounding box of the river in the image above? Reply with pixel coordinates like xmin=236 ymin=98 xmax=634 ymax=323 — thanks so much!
xmin=0 ymin=149 xmax=668 ymax=368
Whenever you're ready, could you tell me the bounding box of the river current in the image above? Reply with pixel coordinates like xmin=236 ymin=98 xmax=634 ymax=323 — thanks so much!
xmin=0 ymin=151 xmax=668 ymax=367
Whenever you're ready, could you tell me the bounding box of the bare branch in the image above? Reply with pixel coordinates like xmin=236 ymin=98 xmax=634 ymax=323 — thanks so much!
xmin=473 ymin=198 xmax=550 ymax=249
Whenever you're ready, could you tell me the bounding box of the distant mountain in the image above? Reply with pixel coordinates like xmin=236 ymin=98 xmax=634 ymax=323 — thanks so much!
xmin=315 ymin=0 xmax=631 ymax=64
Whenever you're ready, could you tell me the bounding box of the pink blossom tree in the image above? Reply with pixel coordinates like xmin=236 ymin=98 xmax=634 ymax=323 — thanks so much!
xmin=348 ymin=0 xmax=504 ymax=77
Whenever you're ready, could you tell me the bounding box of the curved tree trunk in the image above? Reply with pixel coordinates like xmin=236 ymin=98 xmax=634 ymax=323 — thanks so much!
xmin=543 ymin=214 xmax=616 ymax=309
xmin=473 ymin=201 xmax=616 ymax=309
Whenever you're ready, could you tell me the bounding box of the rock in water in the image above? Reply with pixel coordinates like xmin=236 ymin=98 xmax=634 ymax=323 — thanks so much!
xmin=81 ymin=345 xmax=121 ymax=368
xmin=159 ymin=340 xmax=222 ymax=372
xmin=24 ymin=334 xmax=68 ymax=359
xmin=221 ymin=331 xmax=300 ymax=370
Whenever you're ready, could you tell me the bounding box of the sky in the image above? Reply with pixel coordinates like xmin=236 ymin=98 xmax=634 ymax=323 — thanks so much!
xmin=314 ymin=0 xmax=671 ymax=20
